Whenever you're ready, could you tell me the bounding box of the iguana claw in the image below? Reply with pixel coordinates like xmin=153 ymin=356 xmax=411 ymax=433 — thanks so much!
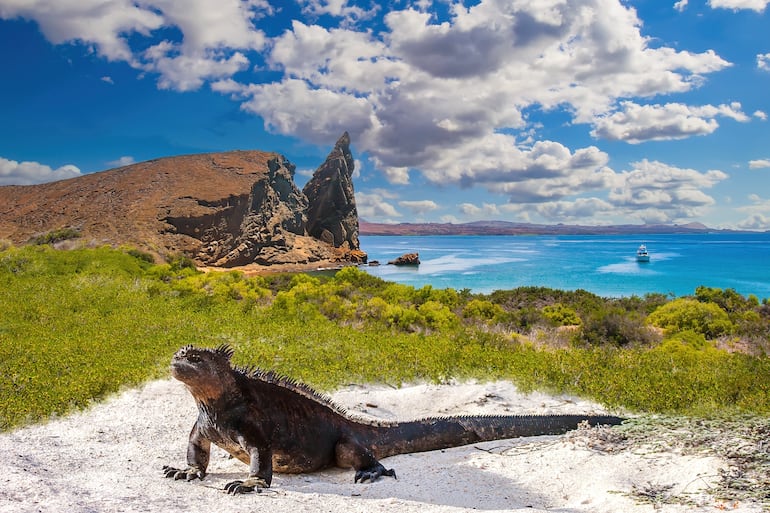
xmin=354 ymin=463 xmax=397 ymax=483
xmin=162 ymin=465 xmax=205 ymax=481
xmin=224 ymin=477 xmax=268 ymax=494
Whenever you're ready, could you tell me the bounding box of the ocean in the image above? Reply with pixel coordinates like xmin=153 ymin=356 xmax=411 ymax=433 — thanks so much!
xmin=358 ymin=233 xmax=770 ymax=299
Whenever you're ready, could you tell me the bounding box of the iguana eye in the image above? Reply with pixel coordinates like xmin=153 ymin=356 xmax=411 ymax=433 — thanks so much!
xmin=187 ymin=353 xmax=201 ymax=363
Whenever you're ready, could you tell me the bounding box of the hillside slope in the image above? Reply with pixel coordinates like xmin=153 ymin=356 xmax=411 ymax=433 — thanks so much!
xmin=0 ymin=134 xmax=363 ymax=266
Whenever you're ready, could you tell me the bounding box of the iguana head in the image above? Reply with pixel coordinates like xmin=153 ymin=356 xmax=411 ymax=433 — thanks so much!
xmin=171 ymin=344 xmax=237 ymax=404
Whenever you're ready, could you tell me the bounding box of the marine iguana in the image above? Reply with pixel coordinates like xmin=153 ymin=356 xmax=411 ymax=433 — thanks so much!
xmin=162 ymin=344 xmax=623 ymax=494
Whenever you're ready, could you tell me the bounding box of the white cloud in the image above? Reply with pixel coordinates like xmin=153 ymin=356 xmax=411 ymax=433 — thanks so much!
xmin=755 ymin=110 xmax=768 ymax=121
xmin=674 ymin=0 xmax=689 ymax=11
xmin=238 ymin=0 xmax=730 ymax=195
xmin=398 ymin=200 xmax=439 ymax=215
xmin=736 ymin=214 xmax=770 ymax=230
xmin=107 ymin=156 xmax=135 ymax=167
xmin=608 ymin=160 xmax=728 ymax=222
xmin=0 ymin=0 xmax=268 ymax=91
xmin=415 ymin=135 xmax=615 ymax=203
xmin=709 ymin=0 xmax=769 ymax=11
xmin=591 ymin=102 xmax=749 ymax=143
xmin=758 ymin=53 xmax=770 ymax=71
xmin=0 ymin=157 xmax=81 ymax=186
xmin=296 ymin=0 xmax=379 ymax=25
xmin=0 ymin=0 xmax=163 ymax=61
xmin=240 ymin=79 xmax=374 ymax=145
xmin=749 ymin=159 xmax=770 ymax=169
xmin=101 ymin=76 xmax=114 ymax=84
xmin=458 ymin=203 xmax=500 ymax=218
xmin=356 ymin=190 xmax=402 ymax=220
xmin=736 ymin=195 xmax=770 ymax=229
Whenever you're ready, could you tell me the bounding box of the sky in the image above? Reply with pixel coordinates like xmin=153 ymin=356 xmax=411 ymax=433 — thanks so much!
xmin=0 ymin=0 xmax=769 ymax=230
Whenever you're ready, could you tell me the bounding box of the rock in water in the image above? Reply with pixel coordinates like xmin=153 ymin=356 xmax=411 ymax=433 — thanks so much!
xmin=388 ymin=253 xmax=420 ymax=266
xmin=303 ymin=132 xmax=360 ymax=251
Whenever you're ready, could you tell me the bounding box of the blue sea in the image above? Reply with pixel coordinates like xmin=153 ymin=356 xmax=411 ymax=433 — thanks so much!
xmin=359 ymin=233 xmax=770 ymax=299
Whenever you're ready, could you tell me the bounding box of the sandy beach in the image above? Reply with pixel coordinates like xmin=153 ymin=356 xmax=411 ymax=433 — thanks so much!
xmin=0 ymin=379 xmax=761 ymax=513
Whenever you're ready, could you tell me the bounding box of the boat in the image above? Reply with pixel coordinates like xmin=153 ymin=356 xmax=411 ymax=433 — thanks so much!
xmin=636 ymin=244 xmax=650 ymax=262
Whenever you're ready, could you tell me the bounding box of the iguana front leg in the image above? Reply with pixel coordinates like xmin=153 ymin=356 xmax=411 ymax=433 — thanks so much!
xmin=224 ymin=442 xmax=273 ymax=494
xmin=163 ymin=422 xmax=211 ymax=481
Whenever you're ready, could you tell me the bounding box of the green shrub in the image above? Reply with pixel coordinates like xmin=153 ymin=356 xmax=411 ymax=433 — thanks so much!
xmin=418 ymin=300 xmax=459 ymax=331
xmin=648 ymin=298 xmax=734 ymax=338
xmin=29 ymin=227 xmax=81 ymax=245
xmin=462 ymin=299 xmax=505 ymax=321
xmin=542 ymin=303 xmax=581 ymax=326
xmin=580 ymin=310 xmax=656 ymax=347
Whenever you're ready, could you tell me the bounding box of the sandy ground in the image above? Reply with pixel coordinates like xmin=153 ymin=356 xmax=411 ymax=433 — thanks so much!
xmin=0 ymin=379 xmax=761 ymax=513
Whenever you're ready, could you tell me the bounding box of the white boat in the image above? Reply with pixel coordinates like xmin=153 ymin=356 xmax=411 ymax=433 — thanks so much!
xmin=636 ymin=244 xmax=650 ymax=262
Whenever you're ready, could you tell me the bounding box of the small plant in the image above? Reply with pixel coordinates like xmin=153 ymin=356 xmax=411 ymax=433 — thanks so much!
xmin=28 ymin=227 xmax=81 ymax=245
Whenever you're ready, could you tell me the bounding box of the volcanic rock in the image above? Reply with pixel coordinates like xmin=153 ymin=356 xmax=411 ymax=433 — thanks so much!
xmin=303 ymin=132 xmax=359 ymax=251
xmin=388 ymin=252 xmax=420 ymax=266
xmin=0 ymin=135 xmax=365 ymax=268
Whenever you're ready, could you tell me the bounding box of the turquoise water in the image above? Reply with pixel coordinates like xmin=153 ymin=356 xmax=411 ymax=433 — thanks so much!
xmin=359 ymin=233 xmax=770 ymax=299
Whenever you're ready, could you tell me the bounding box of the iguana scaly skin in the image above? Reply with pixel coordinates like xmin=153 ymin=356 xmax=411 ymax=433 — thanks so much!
xmin=162 ymin=345 xmax=623 ymax=494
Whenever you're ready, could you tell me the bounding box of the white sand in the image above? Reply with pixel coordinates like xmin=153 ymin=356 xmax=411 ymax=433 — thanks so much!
xmin=0 ymin=379 xmax=760 ymax=513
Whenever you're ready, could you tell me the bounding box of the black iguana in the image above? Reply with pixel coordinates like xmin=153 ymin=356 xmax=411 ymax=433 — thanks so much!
xmin=162 ymin=344 xmax=623 ymax=494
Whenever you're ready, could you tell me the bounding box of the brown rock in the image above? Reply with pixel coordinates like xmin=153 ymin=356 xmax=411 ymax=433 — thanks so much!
xmin=388 ymin=252 xmax=420 ymax=266
xmin=303 ymin=132 xmax=360 ymax=251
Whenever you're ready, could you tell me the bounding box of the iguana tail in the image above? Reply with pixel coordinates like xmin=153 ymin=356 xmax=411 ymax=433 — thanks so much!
xmin=369 ymin=414 xmax=623 ymax=458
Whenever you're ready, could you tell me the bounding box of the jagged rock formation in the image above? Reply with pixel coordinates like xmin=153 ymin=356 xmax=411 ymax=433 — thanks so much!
xmin=0 ymin=135 xmax=365 ymax=268
xmin=303 ymin=132 xmax=359 ymax=251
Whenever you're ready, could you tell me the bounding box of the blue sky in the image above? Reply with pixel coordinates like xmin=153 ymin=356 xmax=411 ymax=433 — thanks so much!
xmin=1 ymin=0 xmax=768 ymax=229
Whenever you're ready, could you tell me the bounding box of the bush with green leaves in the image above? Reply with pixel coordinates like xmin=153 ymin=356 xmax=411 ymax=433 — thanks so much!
xmin=647 ymin=298 xmax=734 ymax=338
xmin=541 ymin=303 xmax=582 ymax=327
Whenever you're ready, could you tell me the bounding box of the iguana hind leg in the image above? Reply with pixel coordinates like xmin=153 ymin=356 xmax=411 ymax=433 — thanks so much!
xmin=335 ymin=436 xmax=396 ymax=483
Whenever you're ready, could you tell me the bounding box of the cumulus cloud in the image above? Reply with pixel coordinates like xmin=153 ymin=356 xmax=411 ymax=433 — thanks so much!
xmin=399 ymin=200 xmax=439 ymax=215
xmin=758 ymin=53 xmax=770 ymax=71
xmin=415 ymin=136 xmax=615 ymax=203
xmin=608 ymin=160 xmax=728 ymax=222
xmin=736 ymin=214 xmax=770 ymax=230
xmin=755 ymin=110 xmax=768 ymax=121
xmin=591 ymin=102 xmax=749 ymax=143
xmin=237 ymin=0 xmax=730 ymax=194
xmin=107 ymin=156 xmax=135 ymax=167
xmin=709 ymin=0 xmax=769 ymax=11
xmin=296 ymin=0 xmax=379 ymax=24
xmin=0 ymin=0 xmax=268 ymax=91
xmin=458 ymin=203 xmax=500 ymax=218
xmin=674 ymin=0 xmax=689 ymax=11
xmin=736 ymin=195 xmax=770 ymax=229
xmin=356 ymin=190 xmax=402 ymax=220
xmin=0 ymin=157 xmax=81 ymax=186
xmin=749 ymin=159 xmax=770 ymax=169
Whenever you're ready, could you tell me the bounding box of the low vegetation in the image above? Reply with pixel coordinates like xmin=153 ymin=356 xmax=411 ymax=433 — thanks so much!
xmin=1 ymin=243 xmax=769 ymax=432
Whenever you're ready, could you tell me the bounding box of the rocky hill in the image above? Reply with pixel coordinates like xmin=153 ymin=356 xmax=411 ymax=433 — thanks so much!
xmin=0 ymin=133 xmax=365 ymax=267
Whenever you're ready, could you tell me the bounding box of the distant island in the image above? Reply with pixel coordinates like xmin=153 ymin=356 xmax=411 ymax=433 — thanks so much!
xmin=359 ymin=220 xmax=759 ymax=236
